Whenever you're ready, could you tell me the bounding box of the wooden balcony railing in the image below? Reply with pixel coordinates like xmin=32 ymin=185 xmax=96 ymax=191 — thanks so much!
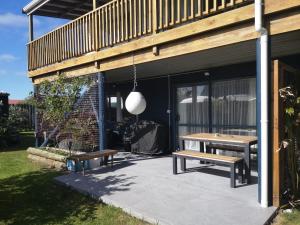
xmin=28 ymin=0 xmax=251 ymax=71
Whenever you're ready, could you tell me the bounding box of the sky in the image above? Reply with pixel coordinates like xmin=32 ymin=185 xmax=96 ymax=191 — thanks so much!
xmin=0 ymin=1 xmax=67 ymax=99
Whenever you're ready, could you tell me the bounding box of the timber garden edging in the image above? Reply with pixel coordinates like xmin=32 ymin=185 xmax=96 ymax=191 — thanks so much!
xmin=27 ymin=147 xmax=85 ymax=169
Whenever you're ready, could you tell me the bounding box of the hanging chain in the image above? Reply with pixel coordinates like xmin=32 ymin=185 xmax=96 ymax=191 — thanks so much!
xmin=133 ymin=54 xmax=137 ymax=89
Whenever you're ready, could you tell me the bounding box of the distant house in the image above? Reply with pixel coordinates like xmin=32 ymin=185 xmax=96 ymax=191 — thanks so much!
xmin=0 ymin=92 xmax=9 ymax=118
xmin=9 ymin=99 xmax=25 ymax=106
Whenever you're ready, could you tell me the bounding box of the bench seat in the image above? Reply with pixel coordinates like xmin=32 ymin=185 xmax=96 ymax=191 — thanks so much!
xmin=172 ymin=150 xmax=244 ymax=188
xmin=68 ymin=149 xmax=118 ymax=175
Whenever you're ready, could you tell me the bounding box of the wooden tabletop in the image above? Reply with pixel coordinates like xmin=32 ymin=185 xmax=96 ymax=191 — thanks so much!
xmin=180 ymin=133 xmax=257 ymax=145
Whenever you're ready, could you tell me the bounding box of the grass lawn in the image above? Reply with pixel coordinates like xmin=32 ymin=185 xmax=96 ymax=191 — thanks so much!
xmin=0 ymin=132 xmax=149 ymax=225
xmin=273 ymin=209 xmax=300 ymax=225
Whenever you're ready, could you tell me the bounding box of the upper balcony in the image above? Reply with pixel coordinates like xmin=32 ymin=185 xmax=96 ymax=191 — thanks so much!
xmin=26 ymin=0 xmax=253 ymax=72
xmin=25 ymin=0 xmax=300 ymax=79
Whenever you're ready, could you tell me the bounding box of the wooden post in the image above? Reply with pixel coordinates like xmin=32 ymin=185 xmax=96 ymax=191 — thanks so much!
xmin=93 ymin=0 xmax=97 ymax=10
xmin=28 ymin=14 xmax=34 ymax=42
xmin=152 ymin=0 xmax=157 ymax=33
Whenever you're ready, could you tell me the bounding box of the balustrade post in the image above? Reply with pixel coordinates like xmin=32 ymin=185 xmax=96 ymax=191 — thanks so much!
xmin=152 ymin=0 xmax=157 ymax=33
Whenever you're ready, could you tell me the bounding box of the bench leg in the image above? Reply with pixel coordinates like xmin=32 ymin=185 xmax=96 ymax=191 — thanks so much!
xmin=230 ymin=164 xmax=236 ymax=188
xmin=111 ymin=155 xmax=114 ymax=168
xmin=238 ymin=162 xmax=244 ymax=184
xmin=200 ymin=142 xmax=205 ymax=164
xmin=173 ymin=155 xmax=178 ymax=174
xmin=103 ymin=156 xmax=108 ymax=166
xmin=205 ymin=145 xmax=211 ymax=164
xmin=212 ymin=148 xmax=217 ymax=155
xmin=81 ymin=160 xmax=85 ymax=176
xmin=180 ymin=158 xmax=186 ymax=172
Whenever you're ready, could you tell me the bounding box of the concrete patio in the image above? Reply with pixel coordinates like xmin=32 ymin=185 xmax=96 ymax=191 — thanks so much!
xmin=55 ymin=153 xmax=277 ymax=225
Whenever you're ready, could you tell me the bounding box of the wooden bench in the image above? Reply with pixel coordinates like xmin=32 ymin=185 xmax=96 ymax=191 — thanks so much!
xmin=206 ymin=143 xmax=257 ymax=154
xmin=172 ymin=150 xmax=244 ymax=188
xmin=68 ymin=149 xmax=118 ymax=175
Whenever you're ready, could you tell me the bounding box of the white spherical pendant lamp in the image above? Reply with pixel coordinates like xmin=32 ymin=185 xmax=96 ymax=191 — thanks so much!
xmin=125 ymin=91 xmax=146 ymax=115
xmin=125 ymin=56 xmax=147 ymax=115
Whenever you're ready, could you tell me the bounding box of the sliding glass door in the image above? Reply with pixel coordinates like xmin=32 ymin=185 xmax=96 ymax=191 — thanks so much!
xmin=176 ymin=84 xmax=209 ymax=150
xmin=175 ymin=77 xmax=256 ymax=150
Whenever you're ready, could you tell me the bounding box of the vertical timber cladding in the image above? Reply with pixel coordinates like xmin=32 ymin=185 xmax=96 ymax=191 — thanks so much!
xmin=36 ymin=74 xmax=100 ymax=151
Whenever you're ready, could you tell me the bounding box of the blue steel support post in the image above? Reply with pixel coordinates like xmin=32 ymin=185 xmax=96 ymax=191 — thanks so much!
xmin=98 ymin=72 xmax=106 ymax=151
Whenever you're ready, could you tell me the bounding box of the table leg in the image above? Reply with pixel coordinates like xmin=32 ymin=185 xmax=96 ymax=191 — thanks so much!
xmin=104 ymin=156 xmax=108 ymax=166
xmin=173 ymin=155 xmax=178 ymax=174
xmin=180 ymin=158 xmax=186 ymax=171
xmin=200 ymin=141 xmax=204 ymax=164
xmin=244 ymin=144 xmax=251 ymax=184
xmin=180 ymin=139 xmax=185 ymax=150
xmin=205 ymin=142 xmax=211 ymax=164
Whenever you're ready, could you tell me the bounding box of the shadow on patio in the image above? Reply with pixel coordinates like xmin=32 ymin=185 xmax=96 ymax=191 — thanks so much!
xmin=55 ymin=154 xmax=276 ymax=225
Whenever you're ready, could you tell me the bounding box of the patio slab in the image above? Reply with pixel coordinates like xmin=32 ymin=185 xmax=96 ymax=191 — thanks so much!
xmin=55 ymin=153 xmax=276 ymax=225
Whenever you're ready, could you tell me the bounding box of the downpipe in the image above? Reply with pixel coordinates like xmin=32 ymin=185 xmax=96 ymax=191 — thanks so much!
xmin=255 ymin=0 xmax=269 ymax=208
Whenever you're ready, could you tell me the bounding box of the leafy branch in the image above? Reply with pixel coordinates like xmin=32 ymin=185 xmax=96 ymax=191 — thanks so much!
xmin=27 ymin=74 xmax=94 ymax=152
xmin=279 ymin=86 xmax=300 ymax=205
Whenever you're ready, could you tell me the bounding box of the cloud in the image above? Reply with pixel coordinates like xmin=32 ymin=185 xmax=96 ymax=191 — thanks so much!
xmin=0 ymin=54 xmax=17 ymax=62
xmin=0 ymin=13 xmax=40 ymax=28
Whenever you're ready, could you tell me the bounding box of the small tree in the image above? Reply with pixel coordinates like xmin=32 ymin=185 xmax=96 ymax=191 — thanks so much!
xmin=28 ymin=74 xmax=93 ymax=153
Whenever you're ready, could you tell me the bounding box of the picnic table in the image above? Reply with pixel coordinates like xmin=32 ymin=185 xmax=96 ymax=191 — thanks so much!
xmin=180 ymin=133 xmax=257 ymax=184
xmin=68 ymin=149 xmax=118 ymax=175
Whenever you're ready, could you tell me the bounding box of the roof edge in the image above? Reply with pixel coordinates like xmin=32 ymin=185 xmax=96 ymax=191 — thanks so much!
xmin=22 ymin=0 xmax=50 ymax=15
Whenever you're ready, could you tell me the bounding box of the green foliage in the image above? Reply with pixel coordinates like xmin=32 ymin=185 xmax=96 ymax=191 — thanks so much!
xmin=8 ymin=105 xmax=33 ymax=131
xmin=28 ymin=74 xmax=91 ymax=126
xmin=0 ymin=117 xmax=19 ymax=149
xmin=273 ymin=209 xmax=300 ymax=225
xmin=286 ymin=107 xmax=295 ymax=116
xmin=64 ymin=114 xmax=98 ymax=152
xmin=279 ymin=86 xmax=300 ymax=201
xmin=0 ymin=117 xmax=9 ymax=148
xmin=27 ymin=74 xmax=95 ymax=150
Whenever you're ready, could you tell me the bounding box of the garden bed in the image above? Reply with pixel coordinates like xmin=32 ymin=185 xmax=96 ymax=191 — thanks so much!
xmin=27 ymin=147 xmax=85 ymax=170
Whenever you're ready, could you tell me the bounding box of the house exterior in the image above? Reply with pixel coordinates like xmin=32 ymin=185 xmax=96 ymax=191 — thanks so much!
xmin=23 ymin=0 xmax=300 ymax=208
